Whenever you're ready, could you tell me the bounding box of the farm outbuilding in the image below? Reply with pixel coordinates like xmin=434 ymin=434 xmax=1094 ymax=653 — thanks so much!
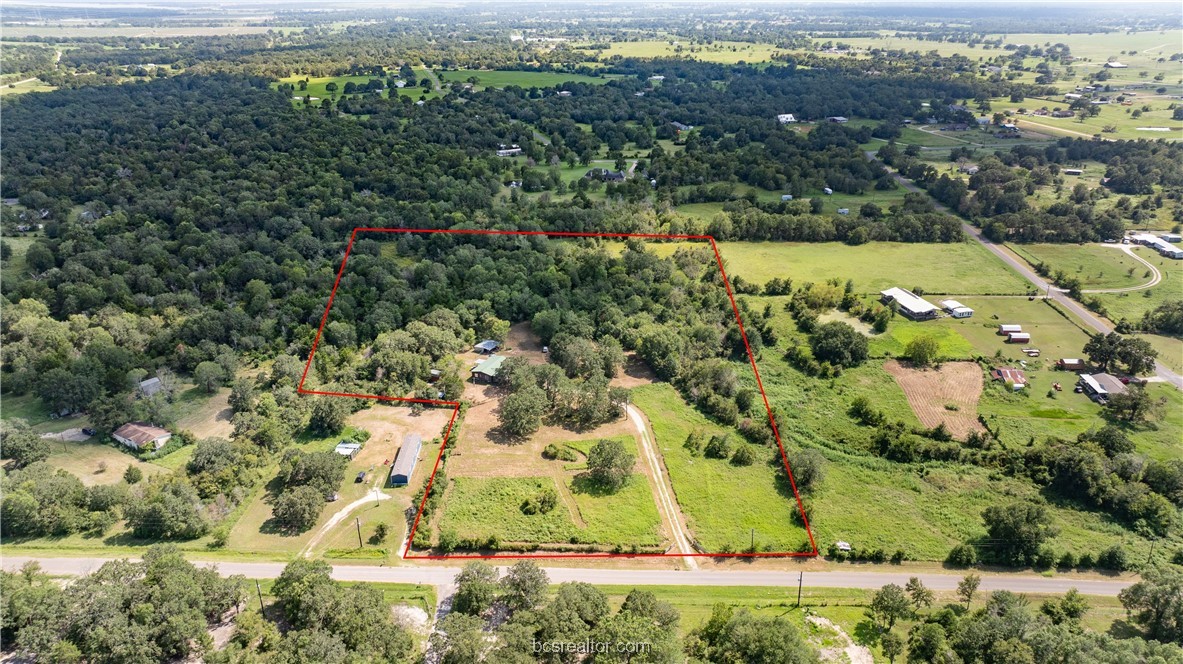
xmin=112 ymin=422 xmax=172 ymax=451
xmin=998 ymin=324 xmax=1022 ymax=335
xmin=334 ymin=441 xmax=362 ymax=459
xmin=1056 ymin=358 xmax=1085 ymax=371
xmin=389 ymin=434 xmax=422 ymax=487
xmin=471 ymin=354 xmax=507 ymax=383
xmin=940 ymin=300 xmax=974 ymax=318
xmin=1078 ymin=373 xmax=1127 ymax=403
xmin=880 ymin=287 xmax=938 ymax=320
xmin=474 ymin=340 xmax=501 ymax=354
xmin=138 ymin=377 xmax=164 ymax=397
xmin=991 ymin=367 xmax=1027 ymax=390
xmin=1006 ymin=332 xmax=1031 ymax=343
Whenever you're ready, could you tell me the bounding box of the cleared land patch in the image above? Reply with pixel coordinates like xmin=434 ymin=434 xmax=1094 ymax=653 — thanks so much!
xmin=883 ymin=360 xmax=987 ymax=438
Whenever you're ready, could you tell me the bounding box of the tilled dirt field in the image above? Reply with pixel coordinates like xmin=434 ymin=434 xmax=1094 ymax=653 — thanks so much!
xmin=884 ymin=360 xmax=986 ymax=438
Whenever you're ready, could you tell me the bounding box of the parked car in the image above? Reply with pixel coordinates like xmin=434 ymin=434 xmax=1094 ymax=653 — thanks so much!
xmin=355 ymin=471 xmax=367 ymax=483
xmin=81 ymin=428 xmax=96 ymax=436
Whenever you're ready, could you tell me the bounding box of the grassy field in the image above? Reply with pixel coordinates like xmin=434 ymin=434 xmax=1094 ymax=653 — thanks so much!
xmin=438 ymin=477 xmax=583 ymax=544
xmin=0 ymin=79 xmax=56 ymax=96
xmin=1091 ymin=247 xmax=1183 ymax=323
xmin=1 ymin=235 xmax=35 ymax=281
xmin=435 ymin=433 xmax=664 ymax=549
xmin=703 ymin=241 xmax=1033 ymax=295
xmin=1008 ymin=244 xmax=1150 ymax=290
xmin=441 ymin=69 xmax=617 ymax=90
xmin=632 ymin=383 xmax=808 ymax=553
xmin=997 ymin=96 xmax=1183 ymax=141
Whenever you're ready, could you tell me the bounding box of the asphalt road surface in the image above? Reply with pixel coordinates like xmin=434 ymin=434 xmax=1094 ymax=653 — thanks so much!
xmin=1 ymin=556 xmax=1136 ymax=596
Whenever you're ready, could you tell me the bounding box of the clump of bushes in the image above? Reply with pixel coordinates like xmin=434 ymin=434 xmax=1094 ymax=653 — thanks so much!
xmin=521 ymin=488 xmax=558 ymax=515
xmin=542 ymin=444 xmax=578 ymax=462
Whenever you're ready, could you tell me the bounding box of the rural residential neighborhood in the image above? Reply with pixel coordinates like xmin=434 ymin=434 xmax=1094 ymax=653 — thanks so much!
xmin=1 ymin=2 xmax=1181 ymax=663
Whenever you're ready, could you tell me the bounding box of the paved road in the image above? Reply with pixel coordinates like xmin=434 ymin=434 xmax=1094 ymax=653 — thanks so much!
xmin=866 ymin=150 xmax=1183 ymax=389
xmin=1 ymin=556 xmax=1136 ymax=596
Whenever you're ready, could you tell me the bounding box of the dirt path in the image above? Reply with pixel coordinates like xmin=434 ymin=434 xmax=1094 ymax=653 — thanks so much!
xmin=627 ymin=405 xmax=698 ymax=569
xmin=807 ymin=615 xmax=873 ymax=664
xmin=301 ymin=485 xmax=390 ymax=557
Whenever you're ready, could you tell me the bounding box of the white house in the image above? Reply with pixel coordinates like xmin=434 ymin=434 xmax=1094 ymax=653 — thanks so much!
xmin=777 ymin=113 xmax=797 ymax=124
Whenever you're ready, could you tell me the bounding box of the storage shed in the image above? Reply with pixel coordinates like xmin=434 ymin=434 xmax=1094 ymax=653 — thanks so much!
xmin=998 ymin=324 xmax=1022 ymax=335
xmin=1007 ymin=332 xmax=1031 ymax=343
xmin=940 ymin=299 xmax=974 ymax=318
xmin=389 ymin=434 xmax=422 ymax=487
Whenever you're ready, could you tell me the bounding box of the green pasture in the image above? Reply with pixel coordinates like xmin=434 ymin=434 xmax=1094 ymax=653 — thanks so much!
xmin=1009 ymin=244 xmax=1148 ymax=290
xmin=1091 ymin=247 xmax=1183 ymax=322
xmin=631 ymin=384 xmax=808 ymax=553
xmin=705 ymin=241 xmax=1032 ymax=295
xmin=441 ymin=69 xmax=617 ymax=90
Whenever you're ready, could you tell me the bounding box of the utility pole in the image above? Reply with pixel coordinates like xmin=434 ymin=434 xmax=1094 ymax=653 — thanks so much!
xmin=255 ymin=580 xmax=265 ymax=613
xmin=356 ymin=517 xmax=363 ymax=548
xmin=797 ymin=571 xmax=803 ymax=607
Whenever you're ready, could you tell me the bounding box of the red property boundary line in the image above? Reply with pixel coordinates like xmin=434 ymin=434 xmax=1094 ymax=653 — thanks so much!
xmin=297 ymin=228 xmax=819 ymax=559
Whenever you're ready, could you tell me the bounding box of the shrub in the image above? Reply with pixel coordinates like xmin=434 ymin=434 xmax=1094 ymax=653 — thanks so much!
xmin=521 ymin=488 xmax=558 ymax=515
xmin=704 ymin=434 xmax=732 ymax=459
xmin=731 ymin=445 xmax=756 ymax=466
xmin=947 ymin=543 xmax=978 ymax=567
xmin=123 ymin=465 xmax=143 ymax=484
xmin=1097 ymin=545 xmax=1128 ymax=571
xmin=891 ymin=549 xmax=907 ymax=564
xmin=373 ymin=522 xmax=389 ymax=543
xmin=542 ymin=444 xmax=578 ymax=462
xmin=438 ymin=529 xmax=459 ymax=553
xmin=1035 ymin=546 xmax=1058 ymax=570
xmin=1077 ymin=552 xmax=1096 ymax=569
xmin=1057 ymin=552 xmax=1078 ymax=569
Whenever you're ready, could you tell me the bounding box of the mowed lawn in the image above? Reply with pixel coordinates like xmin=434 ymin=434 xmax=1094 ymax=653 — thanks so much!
xmin=707 ymin=241 xmax=1032 ymax=295
xmin=1008 ymin=244 xmax=1149 ymax=290
xmin=632 ymin=384 xmax=808 ymax=553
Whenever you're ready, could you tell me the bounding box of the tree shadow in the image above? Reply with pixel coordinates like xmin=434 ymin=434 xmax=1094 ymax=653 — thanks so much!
xmin=569 ymin=472 xmax=625 ymax=498
xmin=853 ymin=620 xmax=882 ymax=647
xmin=1107 ymin=619 xmax=1143 ymax=640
